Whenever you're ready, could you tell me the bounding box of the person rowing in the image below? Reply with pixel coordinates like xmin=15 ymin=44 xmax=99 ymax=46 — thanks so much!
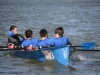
xmin=38 ymin=29 xmax=54 ymax=59
xmin=21 ymin=30 xmax=38 ymax=50
xmin=8 ymin=25 xmax=25 ymax=46
xmin=38 ymin=29 xmax=53 ymax=47
xmin=52 ymin=27 xmax=72 ymax=47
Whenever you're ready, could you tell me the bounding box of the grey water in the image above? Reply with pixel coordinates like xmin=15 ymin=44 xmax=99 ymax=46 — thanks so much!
xmin=0 ymin=0 xmax=100 ymax=75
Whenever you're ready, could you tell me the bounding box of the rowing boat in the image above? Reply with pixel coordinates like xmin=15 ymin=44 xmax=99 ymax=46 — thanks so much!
xmin=0 ymin=42 xmax=97 ymax=66
xmin=12 ymin=46 xmax=70 ymax=66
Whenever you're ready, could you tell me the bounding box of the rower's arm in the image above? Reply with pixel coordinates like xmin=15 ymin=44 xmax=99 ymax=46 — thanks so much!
xmin=17 ymin=34 xmax=25 ymax=40
xmin=67 ymin=41 xmax=72 ymax=46
xmin=15 ymin=34 xmax=25 ymax=42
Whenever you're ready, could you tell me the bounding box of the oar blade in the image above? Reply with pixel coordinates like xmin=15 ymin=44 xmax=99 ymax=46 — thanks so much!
xmin=81 ymin=42 xmax=95 ymax=50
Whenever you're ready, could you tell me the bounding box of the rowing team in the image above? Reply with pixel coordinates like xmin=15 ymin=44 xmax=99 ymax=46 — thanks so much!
xmin=7 ymin=25 xmax=72 ymax=50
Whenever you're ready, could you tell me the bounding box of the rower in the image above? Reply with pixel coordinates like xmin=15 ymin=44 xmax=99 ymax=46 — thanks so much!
xmin=38 ymin=29 xmax=54 ymax=59
xmin=52 ymin=27 xmax=72 ymax=47
xmin=8 ymin=25 xmax=25 ymax=46
xmin=21 ymin=30 xmax=38 ymax=50
xmin=38 ymin=29 xmax=53 ymax=47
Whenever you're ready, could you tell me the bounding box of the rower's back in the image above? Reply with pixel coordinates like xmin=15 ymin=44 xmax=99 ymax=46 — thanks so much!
xmin=21 ymin=30 xmax=38 ymax=47
xmin=38 ymin=29 xmax=53 ymax=47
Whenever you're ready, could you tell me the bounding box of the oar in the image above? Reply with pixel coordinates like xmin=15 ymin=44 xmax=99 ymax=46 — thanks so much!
xmin=74 ymin=42 xmax=95 ymax=50
xmin=0 ymin=42 xmax=96 ymax=51
xmin=0 ymin=48 xmax=22 ymax=51
xmin=0 ymin=45 xmax=28 ymax=51
xmin=0 ymin=45 xmax=52 ymax=51
xmin=0 ymin=45 xmax=52 ymax=48
xmin=0 ymin=46 xmax=7 ymax=48
xmin=73 ymin=42 xmax=100 ymax=51
xmin=0 ymin=42 xmax=95 ymax=49
xmin=72 ymin=42 xmax=99 ymax=51
xmin=76 ymin=49 xmax=100 ymax=51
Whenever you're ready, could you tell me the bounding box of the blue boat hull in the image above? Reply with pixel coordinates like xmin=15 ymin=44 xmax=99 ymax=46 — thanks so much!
xmin=12 ymin=46 xmax=70 ymax=66
xmin=13 ymin=50 xmax=46 ymax=61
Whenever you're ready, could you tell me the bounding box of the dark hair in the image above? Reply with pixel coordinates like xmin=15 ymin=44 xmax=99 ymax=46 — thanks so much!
xmin=39 ymin=29 xmax=48 ymax=37
xmin=25 ymin=30 xmax=33 ymax=38
xmin=55 ymin=27 xmax=64 ymax=37
xmin=10 ymin=25 xmax=17 ymax=31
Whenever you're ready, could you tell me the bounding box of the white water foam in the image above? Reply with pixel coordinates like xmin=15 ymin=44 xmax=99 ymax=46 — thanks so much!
xmin=77 ymin=54 xmax=86 ymax=61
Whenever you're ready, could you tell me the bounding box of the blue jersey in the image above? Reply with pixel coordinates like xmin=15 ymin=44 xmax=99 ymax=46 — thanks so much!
xmin=21 ymin=38 xmax=38 ymax=47
xmin=52 ymin=37 xmax=69 ymax=47
xmin=38 ymin=38 xmax=53 ymax=47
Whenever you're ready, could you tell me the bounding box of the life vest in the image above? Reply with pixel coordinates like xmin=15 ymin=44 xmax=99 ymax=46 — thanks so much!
xmin=8 ymin=34 xmax=22 ymax=46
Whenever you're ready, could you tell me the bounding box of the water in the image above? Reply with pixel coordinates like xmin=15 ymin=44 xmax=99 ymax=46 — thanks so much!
xmin=0 ymin=0 xmax=100 ymax=75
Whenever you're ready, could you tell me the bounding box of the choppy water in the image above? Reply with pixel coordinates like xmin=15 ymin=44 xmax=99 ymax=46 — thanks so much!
xmin=0 ymin=0 xmax=100 ymax=75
